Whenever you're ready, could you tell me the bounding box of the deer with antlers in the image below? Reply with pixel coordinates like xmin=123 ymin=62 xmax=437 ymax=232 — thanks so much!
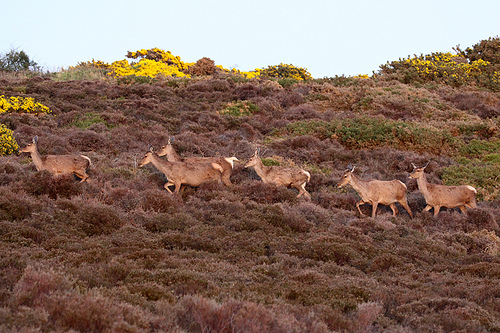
xmin=157 ymin=137 xmax=238 ymax=186
xmin=19 ymin=136 xmax=91 ymax=182
xmin=409 ymin=162 xmax=477 ymax=216
xmin=337 ymin=165 xmax=413 ymax=218
xmin=244 ymin=149 xmax=311 ymax=199
xmin=139 ymin=146 xmax=224 ymax=193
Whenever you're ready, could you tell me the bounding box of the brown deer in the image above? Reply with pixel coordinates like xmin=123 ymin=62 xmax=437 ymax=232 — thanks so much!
xmin=409 ymin=162 xmax=477 ymax=216
xmin=337 ymin=165 xmax=412 ymax=218
xmin=139 ymin=146 xmax=224 ymax=193
xmin=157 ymin=137 xmax=238 ymax=186
xmin=19 ymin=136 xmax=91 ymax=182
xmin=244 ymin=149 xmax=311 ymax=199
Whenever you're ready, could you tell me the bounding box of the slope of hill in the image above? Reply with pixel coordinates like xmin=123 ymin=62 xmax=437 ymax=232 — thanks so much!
xmin=1 ymin=42 xmax=500 ymax=332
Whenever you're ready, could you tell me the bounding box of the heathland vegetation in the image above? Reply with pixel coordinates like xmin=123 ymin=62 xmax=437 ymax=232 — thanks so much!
xmin=0 ymin=37 xmax=500 ymax=332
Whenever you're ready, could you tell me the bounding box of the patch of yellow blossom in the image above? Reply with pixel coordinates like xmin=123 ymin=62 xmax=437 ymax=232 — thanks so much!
xmin=0 ymin=95 xmax=51 ymax=115
xmin=404 ymin=52 xmax=490 ymax=84
xmin=0 ymin=123 xmax=19 ymax=155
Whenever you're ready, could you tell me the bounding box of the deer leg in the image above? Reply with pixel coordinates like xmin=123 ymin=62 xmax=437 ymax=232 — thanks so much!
xmin=399 ymin=199 xmax=413 ymax=218
xmin=173 ymin=182 xmax=182 ymax=194
xmin=459 ymin=205 xmax=467 ymax=214
xmin=433 ymin=206 xmax=441 ymax=217
xmin=74 ymin=171 xmax=89 ymax=182
xmin=371 ymin=202 xmax=379 ymax=218
xmin=222 ymin=170 xmax=232 ymax=186
xmin=164 ymin=182 xmax=174 ymax=193
xmin=423 ymin=205 xmax=432 ymax=212
xmin=356 ymin=200 xmax=366 ymax=216
xmin=389 ymin=203 xmax=398 ymax=217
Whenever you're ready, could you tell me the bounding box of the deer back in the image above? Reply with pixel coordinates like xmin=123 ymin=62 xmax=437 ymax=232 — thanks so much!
xmin=41 ymin=155 xmax=91 ymax=174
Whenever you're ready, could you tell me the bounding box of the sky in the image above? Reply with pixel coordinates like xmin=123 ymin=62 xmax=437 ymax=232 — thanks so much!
xmin=2 ymin=0 xmax=499 ymax=78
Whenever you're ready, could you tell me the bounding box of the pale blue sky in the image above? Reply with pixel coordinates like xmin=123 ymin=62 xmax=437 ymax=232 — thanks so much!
xmin=2 ymin=0 xmax=499 ymax=78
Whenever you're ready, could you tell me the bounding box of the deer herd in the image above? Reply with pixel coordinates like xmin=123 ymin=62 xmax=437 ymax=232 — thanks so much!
xmin=18 ymin=136 xmax=478 ymax=218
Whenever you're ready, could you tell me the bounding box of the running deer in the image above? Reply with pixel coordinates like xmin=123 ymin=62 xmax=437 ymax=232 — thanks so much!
xmin=337 ymin=165 xmax=413 ymax=218
xmin=139 ymin=146 xmax=224 ymax=193
xmin=244 ymin=149 xmax=311 ymax=199
xmin=19 ymin=136 xmax=91 ymax=182
xmin=157 ymin=137 xmax=238 ymax=186
xmin=409 ymin=162 xmax=477 ymax=216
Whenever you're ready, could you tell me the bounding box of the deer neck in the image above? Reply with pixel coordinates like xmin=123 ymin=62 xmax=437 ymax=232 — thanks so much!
xmin=30 ymin=147 xmax=45 ymax=171
xmin=251 ymin=158 xmax=267 ymax=178
xmin=349 ymin=173 xmax=368 ymax=194
xmin=166 ymin=146 xmax=181 ymax=162
xmin=151 ymin=153 xmax=173 ymax=172
xmin=416 ymin=173 xmax=431 ymax=197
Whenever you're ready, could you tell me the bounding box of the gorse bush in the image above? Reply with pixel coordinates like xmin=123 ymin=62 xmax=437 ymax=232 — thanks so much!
xmin=0 ymin=95 xmax=51 ymax=115
xmin=379 ymin=37 xmax=500 ymax=91
xmin=0 ymin=124 xmax=18 ymax=155
xmin=260 ymin=63 xmax=313 ymax=81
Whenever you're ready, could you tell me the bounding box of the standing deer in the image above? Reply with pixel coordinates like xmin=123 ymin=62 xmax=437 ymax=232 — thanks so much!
xmin=139 ymin=146 xmax=224 ymax=193
xmin=337 ymin=165 xmax=412 ymax=218
xmin=409 ymin=162 xmax=477 ymax=216
xmin=19 ymin=136 xmax=91 ymax=182
xmin=157 ymin=137 xmax=238 ymax=186
xmin=244 ymin=149 xmax=311 ymax=199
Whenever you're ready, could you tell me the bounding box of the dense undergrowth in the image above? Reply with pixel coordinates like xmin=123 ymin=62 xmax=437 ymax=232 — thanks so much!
xmin=1 ymin=39 xmax=500 ymax=332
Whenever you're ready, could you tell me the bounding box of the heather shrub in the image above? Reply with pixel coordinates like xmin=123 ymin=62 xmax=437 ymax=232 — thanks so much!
xmin=139 ymin=187 xmax=183 ymax=213
xmin=72 ymin=202 xmax=122 ymax=236
xmin=22 ymin=171 xmax=82 ymax=199
xmin=0 ymin=189 xmax=32 ymax=221
xmin=12 ymin=265 xmax=74 ymax=307
xmin=67 ymin=129 xmax=106 ymax=151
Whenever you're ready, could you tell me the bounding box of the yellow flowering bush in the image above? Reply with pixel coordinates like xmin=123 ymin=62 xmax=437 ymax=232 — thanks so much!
xmin=379 ymin=51 xmax=500 ymax=90
xmin=260 ymin=63 xmax=312 ymax=80
xmin=0 ymin=123 xmax=19 ymax=155
xmin=107 ymin=48 xmax=192 ymax=78
xmin=0 ymin=95 xmax=51 ymax=115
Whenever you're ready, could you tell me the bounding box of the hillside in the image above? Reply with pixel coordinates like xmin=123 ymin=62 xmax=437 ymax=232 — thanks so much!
xmin=1 ymin=40 xmax=500 ymax=332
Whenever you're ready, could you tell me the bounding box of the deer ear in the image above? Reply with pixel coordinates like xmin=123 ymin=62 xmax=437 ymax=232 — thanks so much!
xmin=148 ymin=144 xmax=154 ymax=152
xmin=347 ymin=163 xmax=352 ymax=170
xmin=423 ymin=161 xmax=430 ymax=169
xmin=33 ymin=136 xmax=38 ymax=144
xmin=411 ymin=163 xmax=417 ymax=169
xmin=351 ymin=166 xmax=356 ymax=172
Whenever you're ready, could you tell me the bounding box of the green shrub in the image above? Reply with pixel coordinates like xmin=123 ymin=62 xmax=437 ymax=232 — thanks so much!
xmin=218 ymin=101 xmax=259 ymax=117
xmin=0 ymin=49 xmax=39 ymax=72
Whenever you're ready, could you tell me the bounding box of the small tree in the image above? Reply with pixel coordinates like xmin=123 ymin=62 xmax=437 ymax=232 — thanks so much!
xmin=186 ymin=57 xmax=219 ymax=76
xmin=0 ymin=49 xmax=39 ymax=72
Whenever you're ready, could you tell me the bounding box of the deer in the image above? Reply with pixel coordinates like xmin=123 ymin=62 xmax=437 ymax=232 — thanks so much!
xmin=138 ymin=146 xmax=224 ymax=194
xmin=19 ymin=136 xmax=91 ymax=182
xmin=244 ymin=149 xmax=311 ymax=199
xmin=409 ymin=162 xmax=477 ymax=216
xmin=157 ymin=137 xmax=239 ymax=186
xmin=337 ymin=165 xmax=413 ymax=218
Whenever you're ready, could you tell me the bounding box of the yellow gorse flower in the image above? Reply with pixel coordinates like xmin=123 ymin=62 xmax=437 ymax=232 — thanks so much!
xmin=0 ymin=123 xmax=19 ymax=155
xmin=0 ymin=95 xmax=52 ymax=115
